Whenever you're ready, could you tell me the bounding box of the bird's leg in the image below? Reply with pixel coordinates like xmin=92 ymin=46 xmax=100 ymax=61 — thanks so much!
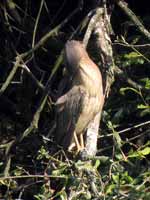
xmin=80 ymin=134 xmax=84 ymax=150
xmin=68 ymin=141 xmax=76 ymax=152
xmin=74 ymin=131 xmax=81 ymax=153
xmin=69 ymin=132 xmax=84 ymax=153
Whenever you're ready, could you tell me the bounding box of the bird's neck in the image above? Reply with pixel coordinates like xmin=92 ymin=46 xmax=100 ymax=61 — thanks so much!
xmin=72 ymin=62 xmax=103 ymax=97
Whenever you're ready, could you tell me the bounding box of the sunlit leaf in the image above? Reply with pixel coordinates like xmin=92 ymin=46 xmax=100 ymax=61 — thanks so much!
xmin=137 ymin=104 xmax=150 ymax=109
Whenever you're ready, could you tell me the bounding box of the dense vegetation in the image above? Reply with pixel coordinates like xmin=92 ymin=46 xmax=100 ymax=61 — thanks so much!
xmin=0 ymin=0 xmax=150 ymax=199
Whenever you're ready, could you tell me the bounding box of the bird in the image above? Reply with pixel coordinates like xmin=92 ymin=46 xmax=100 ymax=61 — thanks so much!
xmin=55 ymin=40 xmax=104 ymax=153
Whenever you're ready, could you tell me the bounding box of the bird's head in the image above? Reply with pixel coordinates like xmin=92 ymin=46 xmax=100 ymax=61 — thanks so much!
xmin=64 ymin=40 xmax=86 ymax=74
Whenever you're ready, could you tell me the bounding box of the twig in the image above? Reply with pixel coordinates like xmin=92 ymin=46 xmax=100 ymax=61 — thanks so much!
xmin=32 ymin=0 xmax=44 ymax=48
xmin=83 ymin=8 xmax=103 ymax=47
xmin=0 ymin=174 xmax=67 ymax=180
xmin=4 ymin=50 xmax=64 ymax=177
xmin=114 ymin=65 xmax=143 ymax=90
xmin=0 ymin=55 xmax=21 ymax=95
xmin=49 ymin=0 xmax=66 ymax=26
xmin=116 ymin=0 xmax=150 ymax=40
xmin=99 ymin=120 xmax=150 ymax=138
xmin=120 ymin=37 xmax=150 ymax=63
xmin=98 ymin=129 xmax=150 ymax=153
xmin=19 ymin=95 xmax=47 ymax=142
xmin=127 ymin=129 xmax=150 ymax=142
xmin=21 ymin=64 xmax=45 ymax=91
xmin=22 ymin=6 xmax=81 ymax=59
xmin=0 ymin=142 xmax=13 ymax=149
xmin=113 ymin=38 xmax=149 ymax=89
xmin=0 ymin=7 xmax=80 ymax=96
xmin=113 ymin=42 xmax=150 ymax=48
xmin=4 ymin=156 xmax=11 ymax=177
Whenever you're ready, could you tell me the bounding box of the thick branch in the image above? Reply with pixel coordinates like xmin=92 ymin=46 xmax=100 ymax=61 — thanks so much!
xmin=94 ymin=8 xmax=115 ymax=97
xmin=81 ymin=8 xmax=106 ymax=157
xmin=83 ymin=8 xmax=103 ymax=47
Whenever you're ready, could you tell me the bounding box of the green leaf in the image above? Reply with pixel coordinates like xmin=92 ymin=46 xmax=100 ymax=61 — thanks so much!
xmin=122 ymin=52 xmax=145 ymax=66
xmin=94 ymin=159 xmax=100 ymax=169
xmin=124 ymin=52 xmax=141 ymax=59
xmin=105 ymin=184 xmax=116 ymax=194
xmin=145 ymin=79 xmax=150 ymax=89
xmin=138 ymin=147 xmax=150 ymax=156
xmin=128 ymin=147 xmax=150 ymax=159
xmin=140 ymin=78 xmax=150 ymax=89
xmin=60 ymin=191 xmax=67 ymax=200
xmin=112 ymin=174 xmax=119 ymax=183
xmin=139 ymin=108 xmax=150 ymax=117
xmin=137 ymin=104 xmax=150 ymax=109
xmin=108 ymin=121 xmax=122 ymax=147
xmin=52 ymin=165 xmax=67 ymax=176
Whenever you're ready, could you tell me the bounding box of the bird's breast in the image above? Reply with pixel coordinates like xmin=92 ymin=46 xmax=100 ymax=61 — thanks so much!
xmin=73 ymin=59 xmax=103 ymax=96
xmin=71 ymin=58 xmax=104 ymax=135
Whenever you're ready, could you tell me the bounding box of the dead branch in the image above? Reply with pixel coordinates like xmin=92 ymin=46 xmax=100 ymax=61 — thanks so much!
xmin=0 ymin=55 xmax=21 ymax=95
xmin=116 ymin=0 xmax=150 ymax=40
xmin=83 ymin=8 xmax=103 ymax=47
xmin=21 ymin=64 xmax=45 ymax=91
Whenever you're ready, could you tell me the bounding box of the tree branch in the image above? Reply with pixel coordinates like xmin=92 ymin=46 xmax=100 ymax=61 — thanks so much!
xmin=116 ymin=0 xmax=150 ymax=40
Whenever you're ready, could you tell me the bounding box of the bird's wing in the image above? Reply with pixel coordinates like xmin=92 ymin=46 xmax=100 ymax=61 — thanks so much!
xmin=55 ymin=85 xmax=86 ymax=149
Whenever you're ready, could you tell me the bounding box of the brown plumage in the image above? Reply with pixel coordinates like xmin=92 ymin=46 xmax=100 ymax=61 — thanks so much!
xmin=55 ymin=40 xmax=104 ymax=152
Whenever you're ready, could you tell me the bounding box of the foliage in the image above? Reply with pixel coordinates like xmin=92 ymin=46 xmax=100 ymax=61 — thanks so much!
xmin=0 ymin=0 xmax=150 ymax=199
